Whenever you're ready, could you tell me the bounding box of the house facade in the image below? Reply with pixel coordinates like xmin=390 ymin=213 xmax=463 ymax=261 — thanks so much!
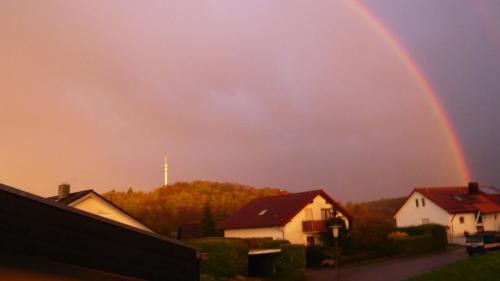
xmin=395 ymin=182 xmax=500 ymax=242
xmin=218 ymin=190 xmax=351 ymax=246
xmin=48 ymin=184 xmax=153 ymax=232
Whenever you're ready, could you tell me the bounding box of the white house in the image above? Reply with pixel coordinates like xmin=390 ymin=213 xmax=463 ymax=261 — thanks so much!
xmin=394 ymin=182 xmax=500 ymax=243
xmin=48 ymin=184 xmax=154 ymax=233
xmin=218 ymin=190 xmax=351 ymax=246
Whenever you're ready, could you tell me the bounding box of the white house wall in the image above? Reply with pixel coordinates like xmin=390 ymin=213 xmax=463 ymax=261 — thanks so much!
xmin=482 ymin=213 xmax=500 ymax=232
xmin=70 ymin=194 xmax=152 ymax=232
xmin=395 ymin=192 xmax=449 ymax=227
xmin=224 ymin=227 xmax=284 ymax=240
xmin=449 ymin=213 xmax=476 ymax=236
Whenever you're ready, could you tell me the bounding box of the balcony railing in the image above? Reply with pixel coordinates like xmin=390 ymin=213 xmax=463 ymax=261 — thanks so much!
xmin=302 ymin=220 xmax=327 ymax=233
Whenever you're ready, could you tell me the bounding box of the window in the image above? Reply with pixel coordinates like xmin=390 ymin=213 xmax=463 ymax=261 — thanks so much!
xmin=421 ymin=198 xmax=425 ymax=207
xmin=258 ymin=209 xmax=268 ymax=216
xmin=495 ymin=214 xmax=498 ymax=220
xmin=422 ymin=218 xmax=430 ymax=224
xmin=305 ymin=208 xmax=313 ymax=220
xmin=415 ymin=199 xmax=419 ymax=207
xmin=459 ymin=216 xmax=465 ymax=224
xmin=321 ymin=208 xmax=333 ymax=220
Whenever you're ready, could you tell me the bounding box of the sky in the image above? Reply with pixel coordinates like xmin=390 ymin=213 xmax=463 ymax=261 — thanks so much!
xmin=1 ymin=0 xmax=499 ymax=201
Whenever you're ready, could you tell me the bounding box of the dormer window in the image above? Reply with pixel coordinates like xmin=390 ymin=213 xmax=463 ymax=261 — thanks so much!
xmin=258 ymin=209 xmax=268 ymax=216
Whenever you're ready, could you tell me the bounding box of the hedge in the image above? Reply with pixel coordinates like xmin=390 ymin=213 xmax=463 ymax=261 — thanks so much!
xmin=187 ymin=237 xmax=249 ymax=278
xmin=389 ymin=224 xmax=447 ymax=256
xmin=249 ymin=240 xmax=306 ymax=280
xmin=305 ymin=245 xmax=327 ymax=267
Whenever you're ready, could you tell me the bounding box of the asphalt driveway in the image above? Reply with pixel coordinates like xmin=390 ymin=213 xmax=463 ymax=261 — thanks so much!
xmin=305 ymin=247 xmax=467 ymax=281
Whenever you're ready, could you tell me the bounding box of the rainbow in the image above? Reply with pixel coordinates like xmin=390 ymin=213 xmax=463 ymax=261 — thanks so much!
xmin=345 ymin=0 xmax=470 ymax=183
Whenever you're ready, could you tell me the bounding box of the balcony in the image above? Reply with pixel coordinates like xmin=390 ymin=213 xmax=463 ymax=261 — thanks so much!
xmin=302 ymin=220 xmax=327 ymax=233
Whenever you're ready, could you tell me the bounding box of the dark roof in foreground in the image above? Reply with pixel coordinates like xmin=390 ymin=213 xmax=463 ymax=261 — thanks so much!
xmin=395 ymin=184 xmax=500 ymax=216
xmin=218 ymin=189 xmax=351 ymax=230
xmin=0 ymin=182 xmax=200 ymax=281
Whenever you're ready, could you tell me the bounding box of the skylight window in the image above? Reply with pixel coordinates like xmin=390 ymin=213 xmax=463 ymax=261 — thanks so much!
xmin=258 ymin=209 xmax=268 ymax=216
xmin=480 ymin=187 xmax=499 ymax=195
xmin=453 ymin=195 xmax=463 ymax=201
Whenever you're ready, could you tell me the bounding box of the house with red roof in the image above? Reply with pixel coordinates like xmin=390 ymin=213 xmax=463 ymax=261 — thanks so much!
xmin=394 ymin=182 xmax=500 ymax=242
xmin=218 ymin=190 xmax=352 ymax=246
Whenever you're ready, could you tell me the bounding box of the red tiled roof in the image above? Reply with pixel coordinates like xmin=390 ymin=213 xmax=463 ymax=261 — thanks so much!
xmin=407 ymin=185 xmax=500 ymax=215
xmin=218 ymin=189 xmax=351 ymax=230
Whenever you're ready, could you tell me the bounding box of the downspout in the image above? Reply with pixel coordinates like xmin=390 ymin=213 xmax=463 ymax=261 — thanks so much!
xmin=276 ymin=227 xmax=285 ymax=240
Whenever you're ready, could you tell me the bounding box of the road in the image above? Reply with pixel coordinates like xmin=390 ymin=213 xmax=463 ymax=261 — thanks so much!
xmin=305 ymin=247 xmax=467 ymax=281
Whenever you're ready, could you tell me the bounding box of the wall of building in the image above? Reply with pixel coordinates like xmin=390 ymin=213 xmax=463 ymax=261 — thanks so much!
xmin=70 ymin=194 xmax=152 ymax=232
xmin=224 ymin=227 xmax=284 ymax=240
xmin=449 ymin=213 xmax=477 ymax=237
xmin=395 ymin=192 xmax=450 ymax=227
xmin=480 ymin=213 xmax=500 ymax=232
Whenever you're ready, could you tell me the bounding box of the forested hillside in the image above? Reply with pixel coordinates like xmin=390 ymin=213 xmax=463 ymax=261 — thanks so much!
xmin=344 ymin=197 xmax=406 ymax=225
xmin=103 ymin=182 xmax=405 ymax=239
xmin=343 ymin=197 xmax=406 ymax=250
xmin=103 ymin=181 xmax=283 ymax=235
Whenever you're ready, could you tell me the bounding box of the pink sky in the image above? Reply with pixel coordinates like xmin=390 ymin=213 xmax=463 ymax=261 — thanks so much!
xmin=0 ymin=1 xmax=466 ymax=201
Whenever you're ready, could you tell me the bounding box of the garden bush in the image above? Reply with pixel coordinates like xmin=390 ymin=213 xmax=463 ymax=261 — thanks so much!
xmin=187 ymin=237 xmax=249 ymax=278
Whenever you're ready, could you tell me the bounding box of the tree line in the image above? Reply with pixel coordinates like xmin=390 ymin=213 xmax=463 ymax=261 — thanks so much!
xmin=103 ymin=181 xmax=283 ymax=236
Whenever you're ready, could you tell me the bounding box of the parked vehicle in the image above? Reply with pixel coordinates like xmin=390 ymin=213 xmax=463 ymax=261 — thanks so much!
xmin=465 ymin=231 xmax=500 ymax=256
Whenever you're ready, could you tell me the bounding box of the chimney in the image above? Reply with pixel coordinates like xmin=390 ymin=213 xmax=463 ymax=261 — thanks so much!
xmin=58 ymin=183 xmax=70 ymax=199
xmin=468 ymin=182 xmax=479 ymax=194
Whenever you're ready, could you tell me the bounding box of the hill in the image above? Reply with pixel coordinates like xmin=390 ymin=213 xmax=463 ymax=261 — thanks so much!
xmin=343 ymin=197 xmax=406 ymax=251
xmin=103 ymin=181 xmax=283 ymax=235
xmin=104 ymin=182 xmax=406 ymax=238
xmin=344 ymin=197 xmax=406 ymax=225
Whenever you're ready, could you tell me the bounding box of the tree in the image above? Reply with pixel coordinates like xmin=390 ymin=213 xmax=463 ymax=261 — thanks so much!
xmin=201 ymin=201 xmax=217 ymax=237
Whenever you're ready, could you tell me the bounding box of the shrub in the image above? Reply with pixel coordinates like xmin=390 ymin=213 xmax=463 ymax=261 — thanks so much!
xmin=187 ymin=237 xmax=249 ymax=278
xmin=305 ymin=246 xmax=327 ymax=267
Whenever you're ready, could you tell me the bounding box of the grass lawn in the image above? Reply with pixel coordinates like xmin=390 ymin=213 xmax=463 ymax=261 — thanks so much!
xmin=407 ymin=250 xmax=500 ymax=281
